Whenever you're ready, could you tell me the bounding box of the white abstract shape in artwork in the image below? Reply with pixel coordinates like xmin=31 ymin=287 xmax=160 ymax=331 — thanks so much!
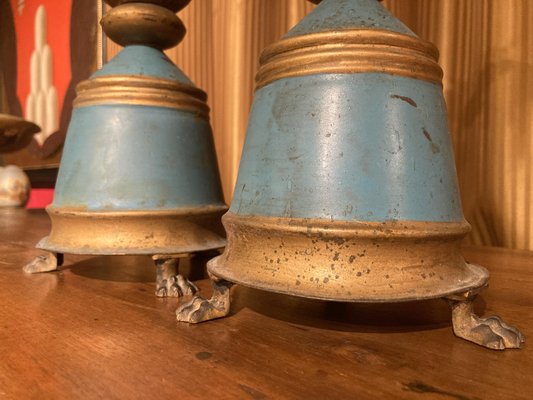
xmin=17 ymin=0 xmax=25 ymax=15
xmin=29 ymin=51 xmax=40 ymax=93
xmin=40 ymin=45 xmax=52 ymax=91
xmin=25 ymin=93 xmax=35 ymax=123
xmin=35 ymin=91 xmax=45 ymax=131
xmin=35 ymin=5 xmax=46 ymax=49
xmin=45 ymin=87 xmax=58 ymax=135
xmin=25 ymin=4 xmax=59 ymax=146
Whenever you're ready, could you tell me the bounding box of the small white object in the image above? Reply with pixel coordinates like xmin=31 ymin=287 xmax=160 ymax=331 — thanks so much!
xmin=0 ymin=165 xmax=31 ymax=207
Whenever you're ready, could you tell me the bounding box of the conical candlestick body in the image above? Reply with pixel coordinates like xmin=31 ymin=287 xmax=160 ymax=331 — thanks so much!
xmin=39 ymin=43 xmax=226 ymax=255
xmin=208 ymin=0 xmax=487 ymax=301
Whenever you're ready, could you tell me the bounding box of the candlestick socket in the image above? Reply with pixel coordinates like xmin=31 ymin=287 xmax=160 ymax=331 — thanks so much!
xmin=101 ymin=3 xmax=186 ymax=50
xmin=104 ymin=0 xmax=191 ymax=13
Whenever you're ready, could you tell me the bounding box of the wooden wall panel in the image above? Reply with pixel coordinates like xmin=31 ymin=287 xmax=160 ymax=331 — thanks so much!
xmin=383 ymin=0 xmax=533 ymax=250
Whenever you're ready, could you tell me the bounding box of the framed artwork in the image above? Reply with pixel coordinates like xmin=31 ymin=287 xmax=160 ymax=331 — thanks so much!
xmin=0 ymin=0 xmax=104 ymax=185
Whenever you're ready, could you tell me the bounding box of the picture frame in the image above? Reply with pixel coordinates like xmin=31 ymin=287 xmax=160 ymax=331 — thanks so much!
xmin=0 ymin=0 xmax=105 ymax=186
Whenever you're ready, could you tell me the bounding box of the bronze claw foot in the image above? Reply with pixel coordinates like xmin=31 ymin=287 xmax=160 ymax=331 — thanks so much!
xmin=447 ymin=295 xmax=525 ymax=350
xmin=176 ymin=277 xmax=233 ymax=323
xmin=23 ymin=252 xmax=63 ymax=274
xmin=154 ymin=256 xmax=198 ymax=297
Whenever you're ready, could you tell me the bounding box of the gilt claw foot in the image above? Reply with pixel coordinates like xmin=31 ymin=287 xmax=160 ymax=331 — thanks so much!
xmin=23 ymin=252 xmax=62 ymax=274
xmin=459 ymin=314 xmax=524 ymax=350
xmin=449 ymin=299 xmax=525 ymax=350
xmin=176 ymin=278 xmax=233 ymax=323
xmin=175 ymin=295 xmax=227 ymax=323
xmin=156 ymin=275 xmax=198 ymax=298
xmin=154 ymin=255 xmax=198 ymax=297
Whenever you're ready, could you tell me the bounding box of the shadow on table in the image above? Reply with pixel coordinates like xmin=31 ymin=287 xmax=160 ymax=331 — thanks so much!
xmin=67 ymin=255 xmax=155 ymax=283
xmin=230 ymin=284 xmax=487 ymax=334
xmin=66 ymin=253 xmax=210 ymax=283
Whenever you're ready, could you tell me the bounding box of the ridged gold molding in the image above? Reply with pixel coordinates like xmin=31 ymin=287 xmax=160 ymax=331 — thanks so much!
xmin=256 ymin=29 xmax=442 ymax=89
xmin=73 ymin=75 xmax=210 ymax=118
xmin=38 ymin=206 xmax=227 ymax=255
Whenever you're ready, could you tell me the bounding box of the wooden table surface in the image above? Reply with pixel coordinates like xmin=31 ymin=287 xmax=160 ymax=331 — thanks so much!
xmin=0 ymin=209 xmax=531 ymax=399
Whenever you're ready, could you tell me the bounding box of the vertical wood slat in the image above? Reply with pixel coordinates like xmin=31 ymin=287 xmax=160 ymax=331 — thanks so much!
xmin=383 ymin=1 xmax=532 ymax=251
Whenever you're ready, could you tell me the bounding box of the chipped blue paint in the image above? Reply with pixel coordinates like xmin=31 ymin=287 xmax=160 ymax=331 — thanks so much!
xmin=51 ymin=43 xmax=224 ymax=212
xmin=285 ymin=0 xmax=415 ymax=39
xmin=54 ymin=104 xmax=224 ymax=211
xmin=93 ymin=45 xmax=193 ymax=84
xmin=230 ymin=73 xmax=463 ymax=222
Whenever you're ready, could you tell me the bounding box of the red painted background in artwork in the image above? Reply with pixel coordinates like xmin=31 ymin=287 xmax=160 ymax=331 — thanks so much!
xmin=26 ymin=188 xmax=54 ymax=209
xmin=11 ymin=0 xmax=72 ymax=122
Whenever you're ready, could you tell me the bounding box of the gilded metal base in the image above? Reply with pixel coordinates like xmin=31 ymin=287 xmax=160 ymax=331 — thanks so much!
xmin=208 ymin=213 xmax=487 ymax=302
xmin=26 ymin=206 xmax=225 ymax=297
xmin=37 ymin=206 xmax=226 ymax=255
xmin=176 ymin=213 xmax=524 ymax=350
xmin=154 ymin=254 xmax=198 ymax=297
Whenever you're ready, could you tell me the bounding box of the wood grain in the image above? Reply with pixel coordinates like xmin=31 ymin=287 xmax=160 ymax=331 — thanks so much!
xmin=0 ymin=209 xmax=531 ymax=399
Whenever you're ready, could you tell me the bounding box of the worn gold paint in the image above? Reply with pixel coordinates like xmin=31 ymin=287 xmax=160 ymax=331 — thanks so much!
xmin=101 ymin=3 xmax=186 ymax=50
xmin=207 ymin=213 xmax=488 ymax=302
xmin=256 ymin=29 xmax=442 ymax=89
xmin=38 ymin=206 xmax=227 ymax=255
xmin=74 ymin=75 xmax=210 ymax=118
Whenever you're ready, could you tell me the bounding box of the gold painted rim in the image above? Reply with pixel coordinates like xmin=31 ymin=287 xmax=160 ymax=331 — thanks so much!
xmin=256 ymin=29 xmax=442 ymax=89
xmin=208 ymin=213 xmax=488 ymax=302
xmin=228 ymin=213 xmax=471 ymax=238
xmin=74 ymin=75 xmax=210 ymax=118
xmin=38 ymin=205 xmax=227 ymax=255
